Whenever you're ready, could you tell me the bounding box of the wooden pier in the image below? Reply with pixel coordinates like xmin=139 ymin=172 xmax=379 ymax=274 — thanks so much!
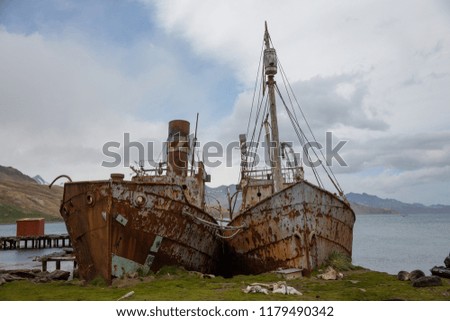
xmin=0 ymin=234 xmax=71 ymax=250
xmin=40 ymin=255 xmax=77 ymax=272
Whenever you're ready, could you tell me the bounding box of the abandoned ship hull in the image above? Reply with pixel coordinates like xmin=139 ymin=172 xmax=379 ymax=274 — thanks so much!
xmin=225 ymin=180 xmax=355 ymax=275
xmin=61 ymin=179 xmax=221 ymax=282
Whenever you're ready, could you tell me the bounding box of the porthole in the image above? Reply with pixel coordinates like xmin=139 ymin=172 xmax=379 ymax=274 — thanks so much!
xmin=135 ymin=194 xmax=147 ymax=207
xmin=86 ymin=192 xmax=95 ymax=206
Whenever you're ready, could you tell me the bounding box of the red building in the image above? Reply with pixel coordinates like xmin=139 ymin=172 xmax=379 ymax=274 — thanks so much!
xmin=16 ymin=218 xmax=45 ymax=237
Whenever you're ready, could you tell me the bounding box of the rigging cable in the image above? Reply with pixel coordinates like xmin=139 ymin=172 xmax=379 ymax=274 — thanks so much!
xmin=277 ymin=59 xmax=345 ymax=195
xmin=246 ymin=39 xmax=266 ymax=140
xmin=275 ymin=84 xmax=324 ymax=188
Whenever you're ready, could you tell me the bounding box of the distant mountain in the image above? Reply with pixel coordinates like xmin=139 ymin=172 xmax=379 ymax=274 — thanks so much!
xmin=348 ymin=202 xmax=395 ymax=215
xmin=205 ymin=185 xmax=449 ymax=215
xmin=33 ymin=175 xmax=48 ymax=185
xmin=0 ymin=165 xmax=63 ymax=224
xmin=346 ymin=192 xmax=450 ymax=214
xmin=205 ymin=185 xmax=241 ymax=217
xmin=0 ymin=166 xmax=36 ymax=184
xmin=205 ymin=184 xmax=392 ymax=215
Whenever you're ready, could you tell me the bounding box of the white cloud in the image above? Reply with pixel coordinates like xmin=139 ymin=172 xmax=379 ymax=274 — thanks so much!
xmin=0 ymin=28 xmax=172 ymax=181
xmin=1 ymin=1 xmax=450 ymax=205
xmin=146 ymin=0 xmax=450 ymax=204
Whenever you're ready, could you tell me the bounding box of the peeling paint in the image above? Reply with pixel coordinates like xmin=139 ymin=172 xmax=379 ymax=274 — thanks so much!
xmin=115 ymin=214 xmax=128 ymax=226
xmin=150 ymin=235 xmax=163 ymax=253
xmin=225 ymin=180 xmax=355 ymax=275
xmin=112 ymin=254 xmax=149 ymax=278
xmin=59 ymin=121 xmax=222 ymax=284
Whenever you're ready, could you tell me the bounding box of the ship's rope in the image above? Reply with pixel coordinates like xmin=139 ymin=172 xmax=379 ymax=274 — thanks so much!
xmin=278 ymin=60 xmax=344 ymax=195
xmin=243 ymin=31 xmax=347 ymax=198
xmin=246 ymin=39 xmax=266 ymax=140
xmin=183 ymin=211 xmax=246 ymax=231
xmin=247 ymin=85 xmax=269 ymax=169
xmin=184 ymin=211 xmax=244 ymax=238
xmin=275 ymin=84 xmax=324 ymax=188
xmin=215 ymin=229 xmax=243 ymax=239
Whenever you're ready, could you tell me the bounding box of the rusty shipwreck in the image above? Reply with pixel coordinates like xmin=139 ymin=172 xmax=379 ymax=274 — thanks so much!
xmin=223 ymin=23 xmax=355 ymax=275
xmin=55 ymin=120 xmax=222 ymax=283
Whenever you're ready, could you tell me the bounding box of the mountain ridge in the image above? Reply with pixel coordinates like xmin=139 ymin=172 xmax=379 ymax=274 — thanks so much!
xmin=0 ymin=165 xmax=63 ymax=223
xmin=346 ymin=192 xmax=450 ymax=214
xmin=205 ymin=185 xmax=450 ymax=215
xmin=1 ymin=164 xmax=448 ymax=225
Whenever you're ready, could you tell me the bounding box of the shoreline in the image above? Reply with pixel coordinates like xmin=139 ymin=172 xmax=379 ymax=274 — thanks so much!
xmin=1 ymin=266 xmax=449 ymax=301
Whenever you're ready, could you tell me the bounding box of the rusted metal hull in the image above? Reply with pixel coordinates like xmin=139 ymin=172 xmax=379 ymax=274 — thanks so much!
xmin=60 ymin=180 xmax=221 ymax=283
xmin=224 ymin=181 xmax=355 ymax=275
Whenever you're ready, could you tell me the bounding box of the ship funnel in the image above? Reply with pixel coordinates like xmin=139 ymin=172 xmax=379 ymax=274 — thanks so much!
xmin=167 ymin=120 xmax=190 ymax=176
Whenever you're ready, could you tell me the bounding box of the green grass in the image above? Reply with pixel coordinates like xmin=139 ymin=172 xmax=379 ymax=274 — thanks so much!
xmin=1 ymin=267 xmax=449 ymax=301
xmin=0 ymin=203 xmax=62 ymax=225
xmin=324 ymin=251 xmax=361 ymax=271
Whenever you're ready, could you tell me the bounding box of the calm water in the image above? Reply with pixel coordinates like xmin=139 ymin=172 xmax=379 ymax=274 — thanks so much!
xmin=0 ymin=222 xmax=69 ymax=271
xmin=352 ymin=212 xmax=450 ymax=274
xmin=1 ymin=214 xmax=449 ymax=274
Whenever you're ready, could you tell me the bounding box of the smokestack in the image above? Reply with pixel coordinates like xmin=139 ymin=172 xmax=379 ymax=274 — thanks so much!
xmin=167 ymin=120 xmax=190 ymax=176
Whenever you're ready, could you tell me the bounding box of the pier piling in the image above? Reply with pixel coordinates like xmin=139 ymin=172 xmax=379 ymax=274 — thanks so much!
xmin=0 ymin=234 xmax=71 ymax=250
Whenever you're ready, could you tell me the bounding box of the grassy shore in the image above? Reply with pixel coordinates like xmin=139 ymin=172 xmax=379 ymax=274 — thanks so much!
xmin=1 ymin=266 xmax=449 ymax=301
xmin=0 ymin=204 xmax=63 ymax=224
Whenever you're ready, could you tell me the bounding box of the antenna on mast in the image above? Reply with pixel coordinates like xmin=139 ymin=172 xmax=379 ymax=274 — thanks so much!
xmin=190 ymin=113 xmax=199 ymax=176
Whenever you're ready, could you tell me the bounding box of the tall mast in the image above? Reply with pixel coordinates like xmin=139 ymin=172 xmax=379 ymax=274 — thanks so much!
xmin=264 ymin=22 xmax=283 ymax=192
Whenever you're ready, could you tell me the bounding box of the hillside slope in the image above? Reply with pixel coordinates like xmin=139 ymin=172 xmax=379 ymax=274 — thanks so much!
xmin=0 ymin=165 xmax=63 ymax=224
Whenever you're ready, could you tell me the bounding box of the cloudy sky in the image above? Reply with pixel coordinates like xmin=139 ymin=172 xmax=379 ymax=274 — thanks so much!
xmin=0 ymin=0 xmax=449 ymax=205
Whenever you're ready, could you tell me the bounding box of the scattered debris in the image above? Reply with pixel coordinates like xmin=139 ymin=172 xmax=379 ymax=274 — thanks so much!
xmin=412 ymin=276 xmax=442 ymax=288
xmin=272 ymin=283 xmax=302 ymax=295
xmin=0 ymin=273 xmax=25 ymax=282
xmin=0 ymin=269 xmax=70 ymax=284
xmin=202 ymin=274 xmax=216 ymax=279
xmin=348 ymin=280 xmax=360 ymax=284
xmin=188 ymin=271 xmax=216 ymax=279
xmin=36 ymin=270 xmax=70 ymax=282
xmin=242 ymin=281 xmax=302 ymax=295
xmin=317 ymin=266 xmax=343 ymax=280
xmin=275 ymin=268 xmax=303 ymax=280
xmin=243 ymin=285 xmax=269 ymax=295
xmin=117 ymin=291 xmax=135 ymax=301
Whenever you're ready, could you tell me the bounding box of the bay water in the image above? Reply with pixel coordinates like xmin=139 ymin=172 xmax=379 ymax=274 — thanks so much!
xmin=1 ymin=213 xmax=449 ymax=275
xmin=352 ymin=212 xmax=450 ymax=274
xmin=0 ymin=222 xmax=70 ymax=271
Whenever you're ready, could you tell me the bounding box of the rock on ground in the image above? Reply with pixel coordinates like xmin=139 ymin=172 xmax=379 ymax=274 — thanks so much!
xmin=0 ymin=269 xmax=70 ymax=284
xmin=409 ymin=270 xmax=425 ymax=281
xmin=317 ymin=267 xmax=343 ymax=280
xmin=412 ymin=276 xmax=442 ymax=288
xmin=397 ymin=271 xmax=410 ymax=281
xmin=444 ymin=254 xmax=450 ymax=268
